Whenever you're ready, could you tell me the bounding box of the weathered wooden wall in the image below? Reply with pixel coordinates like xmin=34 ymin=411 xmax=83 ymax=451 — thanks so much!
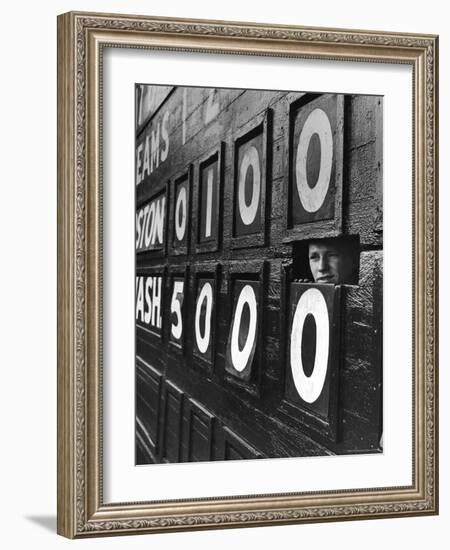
xmin=135 ymin=85 xmax=383 ymax=464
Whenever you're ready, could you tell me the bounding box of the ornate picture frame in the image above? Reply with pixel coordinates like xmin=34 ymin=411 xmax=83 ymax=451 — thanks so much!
xmin=57 ymin=11 xmax=438 ymax=538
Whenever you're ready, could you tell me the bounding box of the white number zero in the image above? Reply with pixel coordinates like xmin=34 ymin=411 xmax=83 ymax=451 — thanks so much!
xmin=295 ymin=108 xmax=333 ymax=213
xmin=238 ymin=145 xmax=261 ymax=226
xmin=290 ymin=288 xmax=330 ymax=403
xmin=230 ymin=284 xmax=258 ymax=372
xmin=195 ymin=282 xmax=213 ymax=353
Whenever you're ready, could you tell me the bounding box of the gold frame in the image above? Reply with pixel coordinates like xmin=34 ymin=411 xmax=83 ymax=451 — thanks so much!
xmin=57 ymin=11 xmax=439 ymax=538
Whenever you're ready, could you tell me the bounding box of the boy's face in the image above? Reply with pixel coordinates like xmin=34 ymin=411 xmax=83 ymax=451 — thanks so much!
xmin=308 ymin=241 xmax=352 ymax=284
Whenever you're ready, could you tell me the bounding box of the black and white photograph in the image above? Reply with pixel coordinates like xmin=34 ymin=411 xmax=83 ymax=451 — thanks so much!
xmin=135 ymin=84 xmax=383 ymax=464
xmin=1 ymin=0 xmax=443 ymax=544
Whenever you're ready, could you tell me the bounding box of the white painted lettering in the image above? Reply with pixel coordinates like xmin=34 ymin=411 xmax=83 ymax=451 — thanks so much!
xmin=161 ymin=111 xmax=170 ymax=162
xmin=144 ymin=202 xmax=154 ymax=248
xmin=295 ymin=108 xmax=333 ymax=213
xmin=135 ymin=277 xmax=145 ymax=321
xmin=230 ymin=285 xmax=258 ymax=372
xmin=153 ymin=196 xmax=165 ymax=245
xmin=144 ymin=277 xmax=153 ymax=324
xmin=138 ymin=111 xmax=170 ymax=178
xmin=136 ymin=209 xmax=144 ymax=248
xmin=136 ymin=142 xmax=144 ymax=185
xmin=142 ymin=136 xmax=151 ymax=179
xmin=136 ymin=195 xmax=166 ymax=252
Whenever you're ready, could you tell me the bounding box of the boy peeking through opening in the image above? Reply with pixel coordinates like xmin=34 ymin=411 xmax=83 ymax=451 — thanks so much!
xmin=294 ymin=238 xmax=358 ymax=285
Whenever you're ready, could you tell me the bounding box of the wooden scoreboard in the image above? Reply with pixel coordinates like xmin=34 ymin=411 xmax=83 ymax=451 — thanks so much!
xmin=135 ymin=85 xmax=383 ymax=464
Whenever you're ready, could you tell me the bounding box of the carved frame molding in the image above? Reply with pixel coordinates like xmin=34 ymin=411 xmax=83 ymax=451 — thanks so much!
xmin=57 ymin=11 xmax=438 ymax=538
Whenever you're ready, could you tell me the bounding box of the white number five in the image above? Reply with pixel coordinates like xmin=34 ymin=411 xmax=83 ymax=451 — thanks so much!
xmin=171 ymin=281 xmax=184 ymax=340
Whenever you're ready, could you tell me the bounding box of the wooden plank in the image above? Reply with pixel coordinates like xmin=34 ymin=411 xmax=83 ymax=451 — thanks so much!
xmin=344 ymin=95 xmax=383 ymax=246
xmin=161 ymin=381 xmax=184 ymax=463
xmin=135 ymin=358 xmax=163 ymax=463
xmin=185 ymin=399 xmax=215 ymax=462
xmin=221 ymin=427 xmax=261 ymax=460
xmin=336 ymin=250 xmax=383 ymax=452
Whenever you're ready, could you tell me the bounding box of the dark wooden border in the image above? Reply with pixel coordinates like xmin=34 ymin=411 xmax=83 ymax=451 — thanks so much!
xmin=135 ymin=182 xmax=170 ymax=259
xmin=168 ymin=165 xmax=193 ymax=257
xmin=230 ymin=109 xmax=272 ymax=250
xmin=190 ymin=262 xmax=221 ymax=375
xmin=279 ymin=280 xmax=343 ymax=443
xmin=224 ymin=260 xmax=267 ymax=397
xmin=166 ymin=265 xmax=190 ymax=353
xmin=194 ymin=142 xmax=225 ymax=254
xmin=135 ymin=265 xmax=167 ymax=343
xmin=282 ymin=93 xmax=344 ymax=243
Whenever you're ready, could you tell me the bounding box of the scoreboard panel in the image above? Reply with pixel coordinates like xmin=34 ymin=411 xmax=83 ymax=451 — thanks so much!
xmin=135 ymin=85 xmax=383 ymax=464
xmin=288 ymin=94 xmax=344 ymax=233
xmin=169 ymin=168 xmax=192 ymax=256
xmin=196 ymin=145 xmax=223 ymax=252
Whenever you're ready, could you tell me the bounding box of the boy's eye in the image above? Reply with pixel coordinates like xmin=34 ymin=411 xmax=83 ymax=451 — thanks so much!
xmin=309 ymin=254 xmax=319 ymax=261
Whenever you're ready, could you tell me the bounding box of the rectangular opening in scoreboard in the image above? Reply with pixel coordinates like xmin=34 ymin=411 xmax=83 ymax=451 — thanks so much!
xmin=195 ymin=144 xmax=224 ymax=254
xmin=284 ymin=93 xmax=344 ymax=242
xmin=167 ymin=267 xmax=189 ymax=352
xmin=135 ymin=187 xmax=168 ymax=256
xmin=231 ymin=109 xmax=271 ymax=250
xmin=282 ymin=282 xmax=342 ymax=442
xmin=224 ymin=261 xmax=266 ymax=396
xmin=189 ymin=262 xmax=220 ymax=376
xmin=169 ymin=167 xmax=192 ymax=256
